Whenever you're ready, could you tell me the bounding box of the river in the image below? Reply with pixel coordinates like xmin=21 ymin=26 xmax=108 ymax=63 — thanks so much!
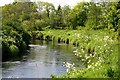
xmin=2 ymin=40 xmax=85 ymax=78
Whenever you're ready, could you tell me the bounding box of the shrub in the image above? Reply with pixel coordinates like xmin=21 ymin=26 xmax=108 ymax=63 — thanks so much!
xmin=20 ymin=41 xmax=27 ymax=54
xmin=9 ymin=44 xmax=19 ymax=56
xmin=2 ymin=40 xmax=10 ymax=61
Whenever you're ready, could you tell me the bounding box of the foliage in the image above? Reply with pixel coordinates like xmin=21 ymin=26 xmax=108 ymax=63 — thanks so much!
xmin=39 ymin=29 xmax=118 ymax=78
xmin=2 ymin=1 xmax=120 ymax=31
xmin=1 ymin=2 xmax=36 ymax=61
xmin=9 ymin=44 xmax=19 ymax=56
xmin=68 ymin=2 xmax=88 ymax=29
xmin=1 ymin=0 xmax=119 ymax=78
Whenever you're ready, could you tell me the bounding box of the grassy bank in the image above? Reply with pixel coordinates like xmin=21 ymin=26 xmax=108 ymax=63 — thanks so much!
xmin=35 ymin=28 xmax=119 ymax=78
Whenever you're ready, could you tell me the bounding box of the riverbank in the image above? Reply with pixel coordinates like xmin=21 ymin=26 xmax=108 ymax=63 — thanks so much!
xmin=35 ymin=29 xmax=119 ymax=78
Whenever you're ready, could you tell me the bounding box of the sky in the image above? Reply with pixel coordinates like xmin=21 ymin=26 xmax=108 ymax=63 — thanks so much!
xmin=0 ymin=0 xmax=91 ymax=7
xmin=0 ymin=0 xmax=119 ymax=7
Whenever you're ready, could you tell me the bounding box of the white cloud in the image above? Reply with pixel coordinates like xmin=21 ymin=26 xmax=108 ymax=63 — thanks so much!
xmin=0 ymin=0 xmax=91 ymax=7
xmin=0 ymin=0 xmax=14 ymax=6
xmin=36 ymin=0 xmax=91 ymax=8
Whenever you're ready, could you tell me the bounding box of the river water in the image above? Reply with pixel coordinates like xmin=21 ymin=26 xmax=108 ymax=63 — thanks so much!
xmin=2 ymin=40 xmax=84 ymax=78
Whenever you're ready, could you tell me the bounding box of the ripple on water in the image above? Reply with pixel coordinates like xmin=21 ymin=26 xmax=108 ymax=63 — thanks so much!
xmin=29 ymin=44 xmax=47 ymax=49
xmin=3 ymin=61 xmax=21 ymax=64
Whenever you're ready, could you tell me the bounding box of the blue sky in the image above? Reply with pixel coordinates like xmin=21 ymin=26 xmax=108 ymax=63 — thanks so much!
xmin=0 ymin=0 xmax=91 ymax=7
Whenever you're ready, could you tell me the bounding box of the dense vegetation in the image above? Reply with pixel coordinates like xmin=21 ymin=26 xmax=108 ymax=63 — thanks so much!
xmin=1 ymin=2 xmax=36 ymax=61
xmin=1 ymin=0 xmax=120 ymax=78
xmin=41 ymin=29 xmax=118 ymax=78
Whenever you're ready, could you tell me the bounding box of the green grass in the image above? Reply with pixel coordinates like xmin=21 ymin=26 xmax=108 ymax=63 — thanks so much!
xmin=35 ymin=28 xmax=119 ymax=78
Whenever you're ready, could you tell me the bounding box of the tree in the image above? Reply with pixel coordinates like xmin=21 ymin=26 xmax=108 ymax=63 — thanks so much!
xmin=55 ymin=5 xmax=63 ymax=29
xmin=2 ymin=1 xmax=37 ymax=61
xmin=36 ymin=1 xmax=55 ymax=29
xmin=85 ymin=2 xmax=103 ymax=29
xmin=68 ymin=2 xmax=89 ymax=29
xmin=62 ymin=5 xmax=71 ymax=29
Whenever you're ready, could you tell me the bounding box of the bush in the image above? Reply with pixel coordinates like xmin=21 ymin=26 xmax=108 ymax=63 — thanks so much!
xmin=9 ymin=44 xmax=19 ymax=56
xmin=2 ymin=40 xmax=10 ymax=61
xmin=20 ymin=41 xmax=27 ymax=53
xmin=22 ymin=31 xmax=31 ymax=45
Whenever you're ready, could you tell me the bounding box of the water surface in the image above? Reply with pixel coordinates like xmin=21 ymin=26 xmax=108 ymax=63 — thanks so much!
xmin=2 ymin=40 xmax=84 ymax=78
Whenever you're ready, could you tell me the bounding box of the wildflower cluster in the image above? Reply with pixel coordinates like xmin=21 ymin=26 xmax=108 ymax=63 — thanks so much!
xmin=63 ymin=62 xmax=76 ymax=72
xmin=74 ymin=46 xmax=99 ymax=67
xmin=87 ymin=57 xmax=104 ymax=70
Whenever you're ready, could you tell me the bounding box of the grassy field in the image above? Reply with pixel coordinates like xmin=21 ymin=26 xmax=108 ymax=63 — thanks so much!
xmin=35 ymin=28 xmax=119 ymax=78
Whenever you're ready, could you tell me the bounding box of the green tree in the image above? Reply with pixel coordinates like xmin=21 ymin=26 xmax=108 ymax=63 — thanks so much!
xmin=36 ymin=1 xmax=55 ymax=29
xmin=68 ymin=2 xmax=88 ymax=29
xmin=85 ymin=2 xmax=103 ymax=29
xmin=2 ymin=1 xmax=37 ymax=61
xmin=55 ymin=5 xmax=63 ymax=29
xmin=62 ymin=5 xmax=71 ymax=29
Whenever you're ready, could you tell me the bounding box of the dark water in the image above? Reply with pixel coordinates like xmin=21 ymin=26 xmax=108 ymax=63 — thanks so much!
xmin=2 ymin=40 xmax=84 ymax=78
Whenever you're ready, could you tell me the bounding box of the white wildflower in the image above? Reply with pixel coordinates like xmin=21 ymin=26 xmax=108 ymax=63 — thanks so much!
xmin=82 ymin=59 xmax=85 ymax=61
xmin=91 ymin=63 xmax=94 ymax=66
xmin=87 ymin=60 xmax=91 ymax=64
xmin=85 ymin=54 xmax=87 ymax=57
xmin=86 ymin=56 xmax=89 ymax=59
xmin=79 ymin=52 xmax=81 ymax=54
xmin=66 ymin=69 xmax=69 ymax=72
xmin=88 ymin=65 xmax=91 ymax=69
xmin=78 ymin=34 xmax=80 ymax=37
xmin=90 ymin=54 xmax=92 ymax=57
xmin=82 ymin=50 xmax=85 ymax=53
xmin=104 ymin=36 xmax=109 ymax=41
xmin=73 ymin=49 xmax=78 ymax=53
xmin=79 ymin=55 xmax=82 ymax=57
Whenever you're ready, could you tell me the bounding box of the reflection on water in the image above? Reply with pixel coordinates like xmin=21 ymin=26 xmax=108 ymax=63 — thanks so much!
xmin=2 ymin=40 xmax=85 ymax=78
